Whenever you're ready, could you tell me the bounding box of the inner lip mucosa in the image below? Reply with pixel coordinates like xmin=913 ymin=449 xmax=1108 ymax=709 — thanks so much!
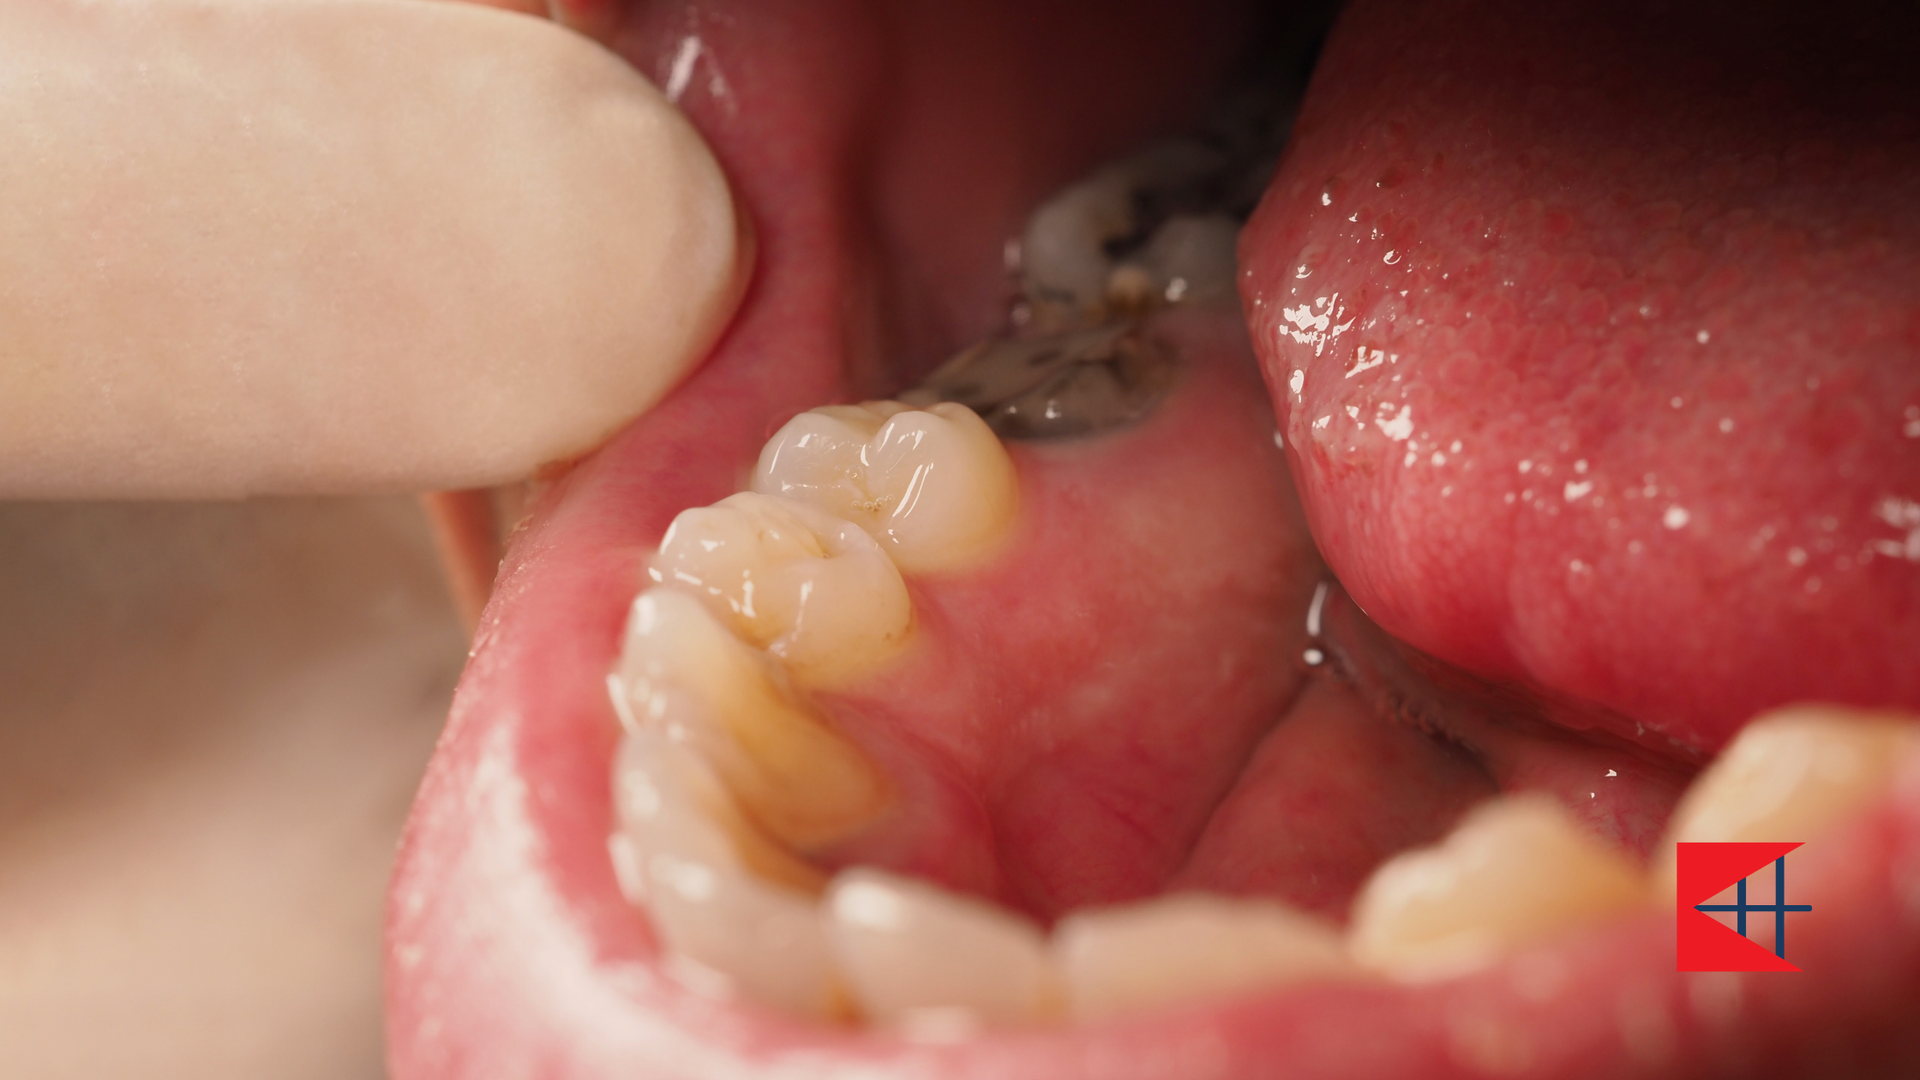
xmin=386 ymin=1 xmax=1920 ymax=1077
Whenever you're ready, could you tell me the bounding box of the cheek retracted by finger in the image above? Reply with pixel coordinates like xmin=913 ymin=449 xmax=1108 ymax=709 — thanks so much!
xmin=0 ymin=0 xmax=750 ymax=499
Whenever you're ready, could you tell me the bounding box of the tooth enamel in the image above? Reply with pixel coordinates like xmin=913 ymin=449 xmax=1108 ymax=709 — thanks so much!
xmin=1658 ymin=705 xmax=1920 ymax=875
xmin=1348 ymin=795 xmax=1647 ymax=978
xmin=611 ymin=730 xmax=838 ymax=1016
xmin=824 ymin=868 xmax=1056 ymax=1028
xmin=1053 ymin=893 xmax=1352 ymax=1022
xmin=618 ymin=588 xmax=891 ymax=849
xmin=752 ymin=401 xmax=1018 ymax=574
xmin=614 ymin=729 xmax=828 ymax=895
xmin=651 ymin=492 xmax=913 ymax=686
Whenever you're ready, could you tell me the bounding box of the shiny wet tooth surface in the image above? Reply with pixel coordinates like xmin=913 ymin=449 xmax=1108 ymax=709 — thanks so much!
xmin=752 ymin=401 xmax=1018 ymax=574
xmin=650 ymin=491 xmax=912 ymax=687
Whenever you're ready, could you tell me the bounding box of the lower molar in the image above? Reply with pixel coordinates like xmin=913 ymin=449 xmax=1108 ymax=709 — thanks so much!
xmin=616 ymin=587 xmax=891 ymax=850
xmin=1052 ymin=892 xmax=1350 ymax=1022
xmin=1347 ymin=794 xmax=1646 ymax=980
xmin=651 ymin=491 xmax=912 ymax=687
xmin=824 ymin=868 xmax=1057 ymax=1031
xmin=751 ymin=401 xmax=1018 ymax=574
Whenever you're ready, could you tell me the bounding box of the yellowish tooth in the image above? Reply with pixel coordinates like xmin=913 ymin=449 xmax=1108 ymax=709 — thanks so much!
xmin=1053 ymin=893 xmax=1352 ymax=1022
xmin=618 ymin=588 xmax=891 ymax=850
xmin=752 ymin=401 xmax=1018 ymax=575
xmin=1348 ymin=795 xmax=1646 ymax=979
xmin=1655 ymin=704 xmax=1920 ymax=886
xmin=824 ymin=868 xmax=1056 ymax=1031
xmin=614 ymin=729 xmax=827 ymax=896
xmin=651 ymin=492 xmax=913 ymax=687
xmin=611 ymin=730 xmax=837 ymax=1017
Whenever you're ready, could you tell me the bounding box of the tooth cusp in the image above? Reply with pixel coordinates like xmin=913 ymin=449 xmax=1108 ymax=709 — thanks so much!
xmin=753 ymin=401 xmax=1018 ymax=573
xmin=1348 ymin=795 xmax=1646 ymax=979
xmin=652 ymin=491 xmax=913 ymax=686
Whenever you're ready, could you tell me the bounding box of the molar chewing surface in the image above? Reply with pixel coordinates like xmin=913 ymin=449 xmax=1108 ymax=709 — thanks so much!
xmin=751 ymin=401 xmax=1018 ymax=575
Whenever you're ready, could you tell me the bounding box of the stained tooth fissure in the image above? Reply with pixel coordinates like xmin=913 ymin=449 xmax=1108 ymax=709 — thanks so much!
xmin=898 ymin=88 xmax=1291 ymax=442
xmin=905 ymin=322 xmax=1181 ymax=440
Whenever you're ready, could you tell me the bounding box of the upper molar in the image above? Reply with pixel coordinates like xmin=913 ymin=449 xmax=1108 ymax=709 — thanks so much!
xmin=1348 ymin=795 xmax=1646 ymax=980
xmin=1655 ymin=704 xmax=1920 ymax=887
xmin=617 ymin=588 xmax=892 ymax=850
xmin=752 ymin=401 xmax=1017 ymax=575
xmin=651 ymin=492 xmax=912 ymax=687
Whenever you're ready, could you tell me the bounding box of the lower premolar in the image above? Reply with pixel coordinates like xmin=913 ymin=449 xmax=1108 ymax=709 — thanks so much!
xmin=616 ymin=588 xmax=892 ymax=851
xmin=826 ymin=868 xmax=1056 ymax=1031
xmin=610 ymin=730 xmax=840 ymax=1018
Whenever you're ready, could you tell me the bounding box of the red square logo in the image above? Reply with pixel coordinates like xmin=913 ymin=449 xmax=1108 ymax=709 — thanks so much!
xmin=1676 ymin=841 xmax=1809 ymax=972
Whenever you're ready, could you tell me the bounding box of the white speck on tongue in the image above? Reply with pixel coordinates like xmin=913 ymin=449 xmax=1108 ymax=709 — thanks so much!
xmin=1375 ymin=405 xmax=1414 ymax=441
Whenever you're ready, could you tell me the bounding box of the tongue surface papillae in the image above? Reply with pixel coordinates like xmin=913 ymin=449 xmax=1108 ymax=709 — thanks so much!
xmin=1243 ymin=0 xmax=1920 ymax=756
xmin=388 ymin=1 xmax=1920 ymax=1077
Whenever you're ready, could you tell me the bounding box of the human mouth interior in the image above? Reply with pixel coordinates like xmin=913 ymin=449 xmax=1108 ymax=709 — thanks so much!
xmin=389 ymin=0 xmax=1920 ymax=1071
xmin=600 ymin=127 xmax=1911 ymax=1024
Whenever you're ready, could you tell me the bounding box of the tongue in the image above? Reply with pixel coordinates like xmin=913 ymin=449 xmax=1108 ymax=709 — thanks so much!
xmin=1241 ymin=0 xmax=1920 ymax=757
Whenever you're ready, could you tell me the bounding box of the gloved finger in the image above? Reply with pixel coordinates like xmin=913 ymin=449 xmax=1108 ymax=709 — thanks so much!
xmin=0 ymin=0 xmax=750 ymax=499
